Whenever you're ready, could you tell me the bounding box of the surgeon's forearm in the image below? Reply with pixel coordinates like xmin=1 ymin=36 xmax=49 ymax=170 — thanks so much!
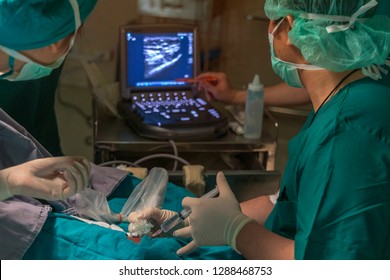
xmin=229 ymin=89 xmax=247 ymax=105
xmin=233 ymin=83 xmax=310 ymax=108
xmin=240 ymin=196 xmax=274 ymax=225
xmin=235 ymin=221 xmax=294 ymax=260
xmin=264 ymin=83 xmax=310 ymax=107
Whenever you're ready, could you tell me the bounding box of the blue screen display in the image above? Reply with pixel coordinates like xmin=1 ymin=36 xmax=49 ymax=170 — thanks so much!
xmin=126 ymin=31 xmax=194 ymax=88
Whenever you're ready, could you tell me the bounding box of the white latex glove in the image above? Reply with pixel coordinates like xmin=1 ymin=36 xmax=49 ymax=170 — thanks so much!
xmin=128 ymin=207 xmax=189 ymax=235
xmin=174 ymin=171 xmax=254 ymax=256
xmin=0 ymin=157 xmax=91 ymax=201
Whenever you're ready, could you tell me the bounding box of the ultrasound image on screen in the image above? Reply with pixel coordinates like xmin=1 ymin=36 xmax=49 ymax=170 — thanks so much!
xmin=144 ymin=36 xmax=182 ymax=78
xmin=126 ymin=31 xmax=194 ymax=88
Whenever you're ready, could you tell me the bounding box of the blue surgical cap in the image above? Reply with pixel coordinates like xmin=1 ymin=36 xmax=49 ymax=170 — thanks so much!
xmin=0 ymin=0 xmax=97 ymax=51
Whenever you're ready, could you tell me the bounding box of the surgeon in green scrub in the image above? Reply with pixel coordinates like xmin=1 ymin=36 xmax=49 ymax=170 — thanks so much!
xmin=0 ymin=0 xmax=89 ymax=156
xmin=132 ymin=0 xmax=390 ymax=259
xmin=0 ymin=66 xmax=64 ymax=156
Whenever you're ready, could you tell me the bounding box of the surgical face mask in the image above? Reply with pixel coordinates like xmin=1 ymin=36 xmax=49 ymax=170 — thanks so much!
xmin=0 ymin=0 xmax=81 ymax=82
xmin=268 ymin=17 xmax=324 ymax=88
xmin=0 ymin=46 xmax=71 ymax=81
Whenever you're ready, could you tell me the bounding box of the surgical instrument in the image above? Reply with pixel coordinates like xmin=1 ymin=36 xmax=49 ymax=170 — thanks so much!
xmin=152 ymin=187 xmax=219 ymax=237
xmin=175 ymin=77 xmax=217 ymax=83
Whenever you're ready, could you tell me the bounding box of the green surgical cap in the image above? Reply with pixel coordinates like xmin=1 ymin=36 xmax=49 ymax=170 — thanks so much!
xmin=264 ymin=0 xmax=390 ymax=73
xmin=0 ymin=0 xmax=97 ymax=50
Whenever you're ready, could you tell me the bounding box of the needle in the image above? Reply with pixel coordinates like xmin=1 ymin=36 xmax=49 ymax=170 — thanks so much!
xmin=152 ymin=187 xmax=219 ymax=237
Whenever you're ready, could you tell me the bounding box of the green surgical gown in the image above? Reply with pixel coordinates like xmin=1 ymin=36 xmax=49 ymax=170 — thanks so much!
xmin=0 ymin=65 xmax=63 ymax=156
xmin=265 ymin=76 xmax=390 ymax=259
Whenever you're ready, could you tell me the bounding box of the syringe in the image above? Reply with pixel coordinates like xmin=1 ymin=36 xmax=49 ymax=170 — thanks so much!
xmin=152 ymin=187 xmax=219 ymax=237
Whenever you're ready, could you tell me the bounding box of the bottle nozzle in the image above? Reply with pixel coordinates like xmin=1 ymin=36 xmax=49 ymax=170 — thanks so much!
xmin=248 ymin=74 xmax=263 ymax=91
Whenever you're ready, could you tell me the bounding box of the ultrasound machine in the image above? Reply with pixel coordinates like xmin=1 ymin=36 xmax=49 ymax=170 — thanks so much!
xmin=118 ymin=24 xmax=228 ymax=141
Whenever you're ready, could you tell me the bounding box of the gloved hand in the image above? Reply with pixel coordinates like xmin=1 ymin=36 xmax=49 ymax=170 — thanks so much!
xmin=174 ymin=171 xmax=254 ymax=256
xmin=128 ymin=207 xmax=189 ymax=235
xmin=0 ymin=156 xmax=91 ymax=201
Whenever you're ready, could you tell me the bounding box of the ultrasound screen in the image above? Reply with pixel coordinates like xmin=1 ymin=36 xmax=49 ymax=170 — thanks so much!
xmin=126 ymin=31 xmax=194 ymax=89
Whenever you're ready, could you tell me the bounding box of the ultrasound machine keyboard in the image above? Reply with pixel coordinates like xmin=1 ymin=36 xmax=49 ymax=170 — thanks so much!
xmin=128 ymin=91 xmax=225 ymax=128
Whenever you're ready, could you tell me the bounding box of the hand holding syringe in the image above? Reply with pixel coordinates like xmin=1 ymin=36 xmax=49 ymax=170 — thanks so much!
xmin=152 ymin=187 xmax=219 ymax=237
